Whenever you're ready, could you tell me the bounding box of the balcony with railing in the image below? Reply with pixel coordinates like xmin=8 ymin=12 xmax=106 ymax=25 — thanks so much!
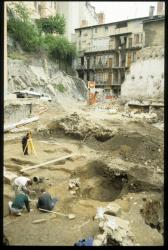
xmin=75 ymin=64 xmax=87 ymax=70
xmin=95 ymin=80 xmax=112 ymax=86
xmin=112 ymin=81 xmax=121 ymax=86
xmin=85 ymin=45 xmax=115 ymax=53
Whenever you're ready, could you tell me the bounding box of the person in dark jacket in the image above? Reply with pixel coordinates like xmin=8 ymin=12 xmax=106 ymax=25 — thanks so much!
xmin=37 ymin=189 xmax=58 ymax=211
xmin=8 ymin=192 xmax=32 ymax=216
xmin=22 ymin=133 xmax=29 ymax=155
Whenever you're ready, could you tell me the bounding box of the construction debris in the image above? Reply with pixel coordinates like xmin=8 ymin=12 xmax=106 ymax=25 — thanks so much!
xmin=48 ymin=112 xmax=118 ymax=140
xmin=122 ymin=111 xmax=158 ymax=123
xmin=93 ymin=214 xmax=135 ymax=246
xmin=94 ymin=202 xmax=121 ymax=220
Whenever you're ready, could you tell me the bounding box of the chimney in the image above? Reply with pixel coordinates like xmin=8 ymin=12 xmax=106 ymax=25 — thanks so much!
xmin=97 ymin=12 xmax=105 ymax=24
xmin=80 ymin=19 xmax=88 ymax=28
xmin=157 ymin=2 xmax=165 ymax=16
xmin=149 ymin=6 xmax=155 ymax=17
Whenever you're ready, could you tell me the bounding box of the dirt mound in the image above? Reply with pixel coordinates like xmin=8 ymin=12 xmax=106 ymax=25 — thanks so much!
xmin=47 ymin=112 xmax=118 ymax=140
xmin=86 ymin=131 xmax=163 ymax=168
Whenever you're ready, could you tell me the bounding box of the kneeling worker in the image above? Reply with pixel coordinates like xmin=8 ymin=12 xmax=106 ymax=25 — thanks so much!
xmin=12 ymin=176 xmax=33 ymax=195
xmin=37 ymin=189 xmax=58 ymax=211
xmin=8 ymin=192 xmax=32 ymax=216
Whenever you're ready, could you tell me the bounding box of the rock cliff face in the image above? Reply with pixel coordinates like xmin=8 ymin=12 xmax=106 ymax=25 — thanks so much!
xmin=121 ymin=46 xmax=164 ymax=101
xmin=7 ymin=57 xmax=87 ymax=100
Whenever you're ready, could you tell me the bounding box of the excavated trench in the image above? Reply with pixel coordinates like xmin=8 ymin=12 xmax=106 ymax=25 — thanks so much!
xmin=69 ymin=159 xmax=162 ymax=202
xmin=4 ymin=124 xmax=164 ymax=245
xmin=35 ymin=127 xmax=163 ymax=201
xmin=71 ymin=160 xmax=124 ymax=202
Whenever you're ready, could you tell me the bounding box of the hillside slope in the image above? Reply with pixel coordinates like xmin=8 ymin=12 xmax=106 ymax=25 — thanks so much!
xmin=7 ymin=56 xmax=87 ymax=101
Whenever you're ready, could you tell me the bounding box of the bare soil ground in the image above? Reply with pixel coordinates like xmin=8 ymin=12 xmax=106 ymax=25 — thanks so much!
xmin=3 ymin=101 xmax=164 ymax=246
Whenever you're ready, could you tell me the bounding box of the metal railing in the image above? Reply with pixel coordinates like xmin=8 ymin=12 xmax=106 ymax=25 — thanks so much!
xmin=112 ymin=81 xmax=121 ymax=86
xmin=95 ymin=81 xmax=112 ymax=86
xmin=75 ymin=64 xmax=87 ymax=70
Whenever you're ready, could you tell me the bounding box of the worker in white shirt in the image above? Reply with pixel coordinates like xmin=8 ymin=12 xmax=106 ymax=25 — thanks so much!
xmin=12 ymin=176 xmax=33 ymax=195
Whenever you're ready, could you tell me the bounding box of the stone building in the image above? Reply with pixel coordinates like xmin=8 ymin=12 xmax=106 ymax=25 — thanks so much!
xmin=74 ymin=16 xmax=148 ymax=96
xmin=74 ymin=3 xmax=165 ymax=96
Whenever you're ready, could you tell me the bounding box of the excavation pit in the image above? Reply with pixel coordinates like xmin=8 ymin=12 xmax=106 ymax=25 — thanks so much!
xmin=72 ymin=160 xmax=125 ymax=202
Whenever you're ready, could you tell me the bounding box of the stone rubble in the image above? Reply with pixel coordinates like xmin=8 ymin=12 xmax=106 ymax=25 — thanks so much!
xmin=69 ymin=178 xmax=80 ymax=195
xmin=93 ymin=214 xmax=135 ymax=246
xmin=48 ymin=112 xmax=118 ymax=140
xmin=122 ymin=111 xmax=158 ymax=123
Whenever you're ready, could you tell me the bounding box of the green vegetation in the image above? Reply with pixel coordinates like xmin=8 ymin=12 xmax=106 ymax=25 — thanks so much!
xmin=56 ymin=83 xmax=66 ymax=93
xmin=45 ymin=35 xmax=77 ymax=63
xmin=8 ymin=18 xmax=41 ymax=52
xmin=36 ymin=14 xmax=65 ymax=35
xmin=8 ymin=51 xmax=27 ymax=60
xmin=7 ymin=3 xmax=77 ymax=67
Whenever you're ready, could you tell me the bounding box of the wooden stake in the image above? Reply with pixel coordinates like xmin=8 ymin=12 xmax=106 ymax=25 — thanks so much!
xmin=32 ymin=219 xmax=47 ymax=224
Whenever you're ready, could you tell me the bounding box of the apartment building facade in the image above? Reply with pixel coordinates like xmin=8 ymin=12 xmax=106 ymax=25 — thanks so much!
xmin=74 ymin=16 xmax=151 ymax=96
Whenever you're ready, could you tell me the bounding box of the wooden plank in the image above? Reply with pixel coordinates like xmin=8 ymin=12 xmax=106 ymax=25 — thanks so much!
xmin=32 ymin=219 xmax=47 ymax=224
xmin=20 ymin=154 xmax=74 ymax=173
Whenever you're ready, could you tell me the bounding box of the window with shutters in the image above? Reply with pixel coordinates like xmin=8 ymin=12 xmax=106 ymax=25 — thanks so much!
xmin=128 ymin=38 xmax=132 ymax=48
xmin=134 ymin=34 xmax=140 ymax=44
xmin=105 ymin=26 xmax=108 ymax=31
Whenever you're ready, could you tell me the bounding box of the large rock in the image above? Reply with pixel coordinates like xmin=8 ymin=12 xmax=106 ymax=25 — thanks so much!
xmin=104 ymin=202 xmax=121 ymax=217
xmin=95 ymin=202 xmax=121 ymax=220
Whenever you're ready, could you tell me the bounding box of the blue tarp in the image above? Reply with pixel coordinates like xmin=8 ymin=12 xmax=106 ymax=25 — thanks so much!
xmin=74 ymin=237 xmax=94 ymax=246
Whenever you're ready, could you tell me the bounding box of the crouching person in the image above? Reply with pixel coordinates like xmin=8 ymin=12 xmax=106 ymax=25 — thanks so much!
xmin=12 ymin=176 xmax=33 ymax=195
xmin=8 ymin=192 xmax=32 ymax=216
xmin=37 ymin=189 xmax=58 ymax=211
